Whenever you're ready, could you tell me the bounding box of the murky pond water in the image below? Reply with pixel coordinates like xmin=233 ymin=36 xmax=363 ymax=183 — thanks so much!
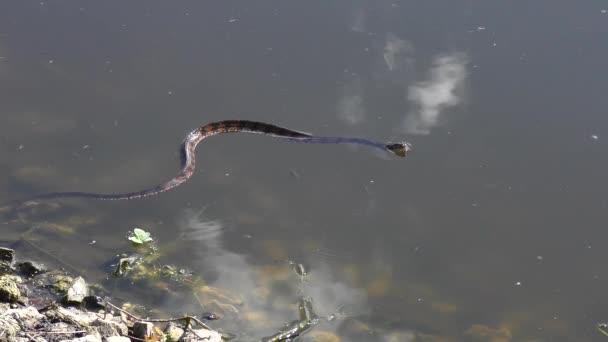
xmin=2 ymin=1 xmax=608 ymax=341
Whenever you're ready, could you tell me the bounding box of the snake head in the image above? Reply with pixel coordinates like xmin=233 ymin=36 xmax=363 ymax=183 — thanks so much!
xmin=385 ymin=142 xmax=412 ymax=157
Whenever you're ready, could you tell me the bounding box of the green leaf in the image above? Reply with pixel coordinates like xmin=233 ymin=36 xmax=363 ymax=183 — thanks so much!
xmin=128 ymin=228 xmax=153 ymax=245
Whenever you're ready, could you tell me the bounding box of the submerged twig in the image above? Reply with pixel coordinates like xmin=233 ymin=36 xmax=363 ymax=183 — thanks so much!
xmin=260 ymin=297 xmax=319 ymax=342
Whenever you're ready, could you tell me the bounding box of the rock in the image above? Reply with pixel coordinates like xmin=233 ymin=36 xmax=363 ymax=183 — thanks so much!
xmin=0 ymin=306 xmax=43 ymax=340
xmin=132 ymin=321 xmax=155 ymax=339
xmin=47 ymin=306 xmax=98 ymax=327
xmin=82 ymin=295 xmax=105 ymax=311
xmin=64 ymin=335 xmax=103 ymax=342
xmin=0 ymin=274 xmax=22 ymax=302
xmin=0 ymin=248 xmax=13 ymax=273
xmin=200 ymin=312 xmax=219 ymax=321
xmin=15 ymin=261 xmax=46 ymax=278
xmin=0 ymin=260 xmax=12 ymax=274
xmin=63 ymin=276 xmax=88 ymax=305
xmin=48 ymin=321 xmax=98 ymax=340
xmin=91 ymin=318 xmax=128 ymax=337
xmin=104 ymin=337 xmax=131 ymax=342
xmin=50 ymin=321 xmax=75 ymax=332
xmin=0 ymin=247 xmax=14 ymax=263
xmin=181 ymin=328 xmax=222 ymax=342
xmin=164 ymin=322 xmax=185 ymax=341
xmin=0 ymin=248 xmax=230 ymax=342
xmin=51 ymin=274 xmax=74 ymax=293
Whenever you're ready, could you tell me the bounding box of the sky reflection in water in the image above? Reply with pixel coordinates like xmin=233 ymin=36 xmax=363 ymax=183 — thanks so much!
xmin=1 ymin=1 xmax=608 ymax=341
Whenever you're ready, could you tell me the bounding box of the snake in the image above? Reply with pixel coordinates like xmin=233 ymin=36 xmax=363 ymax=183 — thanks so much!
xmin=20 ymin=120 xmax=411 ymax=202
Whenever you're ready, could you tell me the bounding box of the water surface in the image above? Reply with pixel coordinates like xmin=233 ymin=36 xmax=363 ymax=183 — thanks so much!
xmin=2 ymin=1 xmax=608 ymax=341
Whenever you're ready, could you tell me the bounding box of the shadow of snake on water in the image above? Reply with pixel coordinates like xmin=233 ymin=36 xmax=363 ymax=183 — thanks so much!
xmin=7 ymin=120 xmax=411 ymax=205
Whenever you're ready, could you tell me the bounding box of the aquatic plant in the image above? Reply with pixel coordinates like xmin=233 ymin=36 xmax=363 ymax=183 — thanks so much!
xmin=128 ymin=228 xmax=153 ymax=246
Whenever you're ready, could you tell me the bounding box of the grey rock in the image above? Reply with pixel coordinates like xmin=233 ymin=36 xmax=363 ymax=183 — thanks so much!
xmin=0 ymin=248 xmax=15 ymax=273
xmin=0 ymin=247 xmax=14 ymax=263
xmin=82 ymin=295 xmax=105 ymax=311
xmin=50 ymin=321 xmax=74 ymax=332
xmin=181 ymin=328 xmax=222 ymax=342
xmin=0 ymin=261 xmax=12 ymax=273
xmin=164 ymin=322 xmax=185 ymax=341
xmin=47 ymin=306 xmax=98 ymax=327
xmin=132 ymin=321 xmax=154 ymax=339
xmin=112 ymin=320 xmax=128 ymax=336
xmin=104 ymin=337 xmax=131 ymax=342
xmin=15 ymin=261 xmax=46 ymax=278
xmin=63 ymin=276 xmax=88 ymax=305
xmin=0 ymin=306 xmax=43 ymax=340
xmin=15 ymin=338 xmax=46 ymax=342
xmin=91 ymin=318 xmax=128 ymax=337
xmin=60 ymin=334 xmax=102 ymax=342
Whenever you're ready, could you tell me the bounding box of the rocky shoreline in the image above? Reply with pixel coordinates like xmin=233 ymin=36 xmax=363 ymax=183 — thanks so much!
xmin=0 ymin=247 xmax=222 ymax=342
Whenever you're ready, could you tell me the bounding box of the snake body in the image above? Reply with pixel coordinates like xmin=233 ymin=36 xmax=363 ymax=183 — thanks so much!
xmin=25 ymin=120 xmax=411 ymax=201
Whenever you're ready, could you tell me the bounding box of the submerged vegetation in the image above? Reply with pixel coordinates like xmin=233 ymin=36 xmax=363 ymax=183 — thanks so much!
xmin=112 ymin=227 xmax=201 ymax=292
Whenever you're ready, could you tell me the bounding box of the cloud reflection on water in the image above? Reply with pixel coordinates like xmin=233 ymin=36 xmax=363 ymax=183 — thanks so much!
xmin=337 ymin=77 xmax=366 ymax=125
xmin=403 ymin=53 xmax=468 ymax=135
xmin=177 ymin=208 xmax=380 ymax=340
xmin=335 ymin=32 xmax=467 ymax=137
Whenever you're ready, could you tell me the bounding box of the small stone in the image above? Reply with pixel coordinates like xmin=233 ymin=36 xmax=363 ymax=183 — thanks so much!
xmin=105 ymin=337 xmax=131 ymax=342
xmin=91 ymin=318 xmax=127 ymax=337
xmin=0 ymin=274 xmax=22 ymax=302
xmin=200 ymin=312 xmax=219 ymax=321
xmin=132 ymin=321 xmax=155 ymax=339
xmin=63 ymin=276 xmax=88 ymax=305
xmin=82 ymin=295 xmax=105 ymax=311
xmin=164 ymin=322 xmax=185 ymax=341
xmin=0 ymin=247 xmax=15 ymax=262
xmin=15 ymin=261 xmax=46 ymax=278
xmin=51 ymin=274 xmax=74 ymax=292
xmin=181 ymin=328 xmax=222 ymax=342
xmin=0 ymin=260 xmax=12 ymax=273
xmin=69 ymin=335 xmax=103 ymax=342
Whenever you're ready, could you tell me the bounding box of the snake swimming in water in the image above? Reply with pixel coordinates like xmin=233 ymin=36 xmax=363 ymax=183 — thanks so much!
xmin=20 ymin=120 xmax=411 ymax=202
